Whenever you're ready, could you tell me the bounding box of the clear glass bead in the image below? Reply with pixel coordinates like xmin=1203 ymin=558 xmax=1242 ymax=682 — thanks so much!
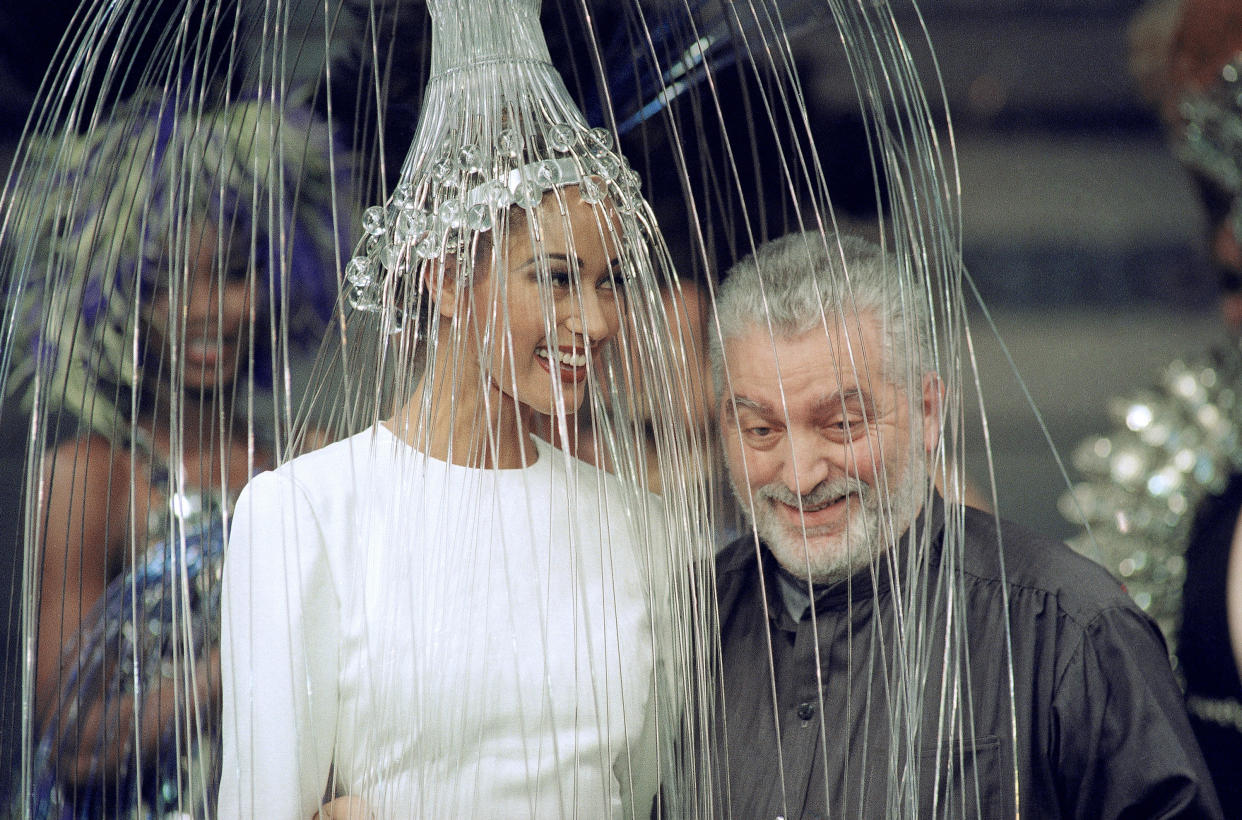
xmin=416 ymin=232 xmax=442 ymax=259
xmin=439 ymin=198 xmax=464 ymax=228
xmin=362 ymin=206 xmax=386 ymax=236
xmin=497 ymin=128 xmax=521 ymax=157
xmin=430 ymin=154 xmax=458 ymax=184
xmin=578 ymin=175 xmax=606 ymax=204
xmin=483 ymin=180 xmax=511 ymax=209
xmin=535 ymin=159 xmax=563 ymax=187
xmin=513 ymin=180 xmax=543 ymax=209
xmin=587 ymin=127 xmax=614 ymax=152
xmin=620 ymin=168 xmax=642 ymax=191
xmin=458 ymin=144 xmax=485 ymax=173
xmin=591 ymin=152 xmax=620 ymax=181
xmin=349 ymin=286 xmax=381 ymax=312
xmin=383 ymin=245 xmax=405 ymax=270
xmin=346 ymin=256 xmax=376 ymax=287
xmin=545 ymin=123 xmax=575 ymax=152
xmin=466 ymin=202 xmax=493 ymax=232
xmin=393 ymin=211 xmax=429 ymax=242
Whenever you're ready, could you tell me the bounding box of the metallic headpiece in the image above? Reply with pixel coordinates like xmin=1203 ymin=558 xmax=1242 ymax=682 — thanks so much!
xmin=345 ymin=0 xmax=644 ymax=330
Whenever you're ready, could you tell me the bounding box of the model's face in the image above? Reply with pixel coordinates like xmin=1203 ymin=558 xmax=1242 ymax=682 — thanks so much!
xmin=720 ymin=312 xmax=938 ymax=583
xmin=145 ymin=221 xmax=252 ymax=390
xmin=466 ymin=185 xmax=625 ymax=416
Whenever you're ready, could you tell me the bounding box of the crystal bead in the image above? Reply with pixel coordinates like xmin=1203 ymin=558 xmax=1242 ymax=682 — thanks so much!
xmin=458 ymin=144 xmax=485 ymax=173
xmin=430 ymin=154 xmax=458 ymax=184
xmin=346 ymin=256 xmax=376 ymax=287
xmin=497 ymin=128 xmax=521 ymax=157
xmin=591 ymin=152 xmax=620 ymax=180
xmin=587 ymin=127 xmax=614 ymax=152
xmin=465 ymin=202 xmax=493 ymax=231
xmin=513 ymin=180 xmax=544 ymax=209
xmin=535 ymin=159 xmax=563 ymax=187
xmin=439 ymin=198 xmax=464 ymax=228
xmin=545 ymin=123 xmax=575 ymax=152
xmin=578 ymin=175 xmax=606 ymax=204
xmin=483 ymin=180 xmax=511 ymax=209
xmin=349 ymin=287 xmax=381 ymax=312
xmin=416 ymin=232 xmax=442 ymax=259
xmin=383 ymin=245 xmax=405 ymax=270
xmin=362 ymin=206 xmax=387 ymax=236
xmin=1109 ymin=448 xmax=1145 ymax=484
xmin=393 ymin=182 xmax=414 ymax=206
xmin=393 ymin=211 xmax=429 ymax=242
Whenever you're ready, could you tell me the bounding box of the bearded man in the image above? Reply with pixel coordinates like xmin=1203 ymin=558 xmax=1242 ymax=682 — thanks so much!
xmin=708 ymin=231 xmax=1220 ymax=818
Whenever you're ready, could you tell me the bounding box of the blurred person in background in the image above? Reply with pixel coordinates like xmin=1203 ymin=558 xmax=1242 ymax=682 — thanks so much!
xmin=7 ymin=95 xmax=344 ymax=818
xmin=1063 ymin=0 xmax=1242 ymax=813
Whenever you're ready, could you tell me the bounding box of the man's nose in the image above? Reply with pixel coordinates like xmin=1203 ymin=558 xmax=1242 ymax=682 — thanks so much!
xmin=779 ymin=430 xmax=839 ymax=496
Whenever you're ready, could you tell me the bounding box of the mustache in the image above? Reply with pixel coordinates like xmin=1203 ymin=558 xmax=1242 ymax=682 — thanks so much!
xmin=757 ymin=476 xmax=870 ymax=508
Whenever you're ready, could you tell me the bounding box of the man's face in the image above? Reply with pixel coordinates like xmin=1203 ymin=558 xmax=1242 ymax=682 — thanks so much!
xmin=720 ymin=311 xmax=940 ymax=583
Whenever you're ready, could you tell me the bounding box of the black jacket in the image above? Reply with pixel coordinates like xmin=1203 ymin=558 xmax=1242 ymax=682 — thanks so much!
xmin=710 ymin=501 xmax=1222 ymax=819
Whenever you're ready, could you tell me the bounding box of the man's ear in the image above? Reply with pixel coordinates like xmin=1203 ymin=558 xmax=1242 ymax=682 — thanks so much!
xmin=920 ymin=371 xmax=944 ymax=455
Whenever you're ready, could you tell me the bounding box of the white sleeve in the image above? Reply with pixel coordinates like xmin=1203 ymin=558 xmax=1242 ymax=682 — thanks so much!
xmin=218 ymin=469 xmax=340 ymax=819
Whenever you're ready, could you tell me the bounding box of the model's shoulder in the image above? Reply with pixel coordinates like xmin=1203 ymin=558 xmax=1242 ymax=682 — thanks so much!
xmin=959 ymin=505 xmax=1135 ymax=619
xmin=272 ymin=426 xmax=390 ymax=486
xmin=231 ymin=428 xmax=393 ymax=522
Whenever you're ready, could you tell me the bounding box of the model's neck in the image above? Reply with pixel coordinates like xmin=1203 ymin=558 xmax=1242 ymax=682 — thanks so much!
xmin=388 ymin=351 xmax=536 ymax=470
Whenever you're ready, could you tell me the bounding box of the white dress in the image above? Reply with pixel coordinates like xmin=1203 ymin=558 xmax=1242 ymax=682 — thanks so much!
xmin=217 ymin=425 xmax=672 ymax=818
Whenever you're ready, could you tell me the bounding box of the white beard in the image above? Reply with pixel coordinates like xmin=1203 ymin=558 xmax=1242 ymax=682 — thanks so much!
xmin=730 ymin=455 xmax=928 ymax=585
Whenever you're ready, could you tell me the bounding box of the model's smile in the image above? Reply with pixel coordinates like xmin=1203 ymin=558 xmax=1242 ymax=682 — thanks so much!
xmin=535 ymin=344 xmax=592 ymax=383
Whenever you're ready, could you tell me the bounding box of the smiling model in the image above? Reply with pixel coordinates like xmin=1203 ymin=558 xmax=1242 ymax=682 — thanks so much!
xmin=217 ymin=1 xmax=705 ymax=816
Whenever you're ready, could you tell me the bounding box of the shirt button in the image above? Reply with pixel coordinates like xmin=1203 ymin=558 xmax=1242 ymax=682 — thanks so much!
xmin=796 ymin=701 xmax=816 ymax=721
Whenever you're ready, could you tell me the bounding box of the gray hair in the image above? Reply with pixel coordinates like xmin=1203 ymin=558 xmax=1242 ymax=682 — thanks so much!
xmin=709 ymin=230 xmax=934 ymax=400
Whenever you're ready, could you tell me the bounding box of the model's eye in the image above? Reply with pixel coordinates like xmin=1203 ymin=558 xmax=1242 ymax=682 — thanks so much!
xmin=544 ymin=269 xmax=573 ymax=289
xmin=597 ymin=272 xmax=626 ymax=294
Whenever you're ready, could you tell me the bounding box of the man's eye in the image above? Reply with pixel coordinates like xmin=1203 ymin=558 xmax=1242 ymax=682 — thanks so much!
xmin=746 ymin=426 xmax=773 ymax=438
xmin=827 ymin=415 xmax=871 ymax=440
xmin=225 ymin=262 xmax=249 ymax=283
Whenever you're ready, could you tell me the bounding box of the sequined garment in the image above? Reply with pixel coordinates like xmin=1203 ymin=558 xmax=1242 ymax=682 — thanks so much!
xmin=1177 ymin=54 xmax=1242 ymax=242
xmin=1060 ymin=340 xmax=1242 ymax=661
xmin=26 ymin=484 xmax=227 ymax=820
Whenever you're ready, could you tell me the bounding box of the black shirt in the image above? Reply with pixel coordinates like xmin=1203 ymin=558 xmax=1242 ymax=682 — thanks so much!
xmin=711 ymin=501 xmax=1222 ymax=819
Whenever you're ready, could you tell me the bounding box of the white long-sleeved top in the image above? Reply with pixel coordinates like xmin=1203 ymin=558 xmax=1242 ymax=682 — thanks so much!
xmin=217 ymin=426 xmax=668 ymax=818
